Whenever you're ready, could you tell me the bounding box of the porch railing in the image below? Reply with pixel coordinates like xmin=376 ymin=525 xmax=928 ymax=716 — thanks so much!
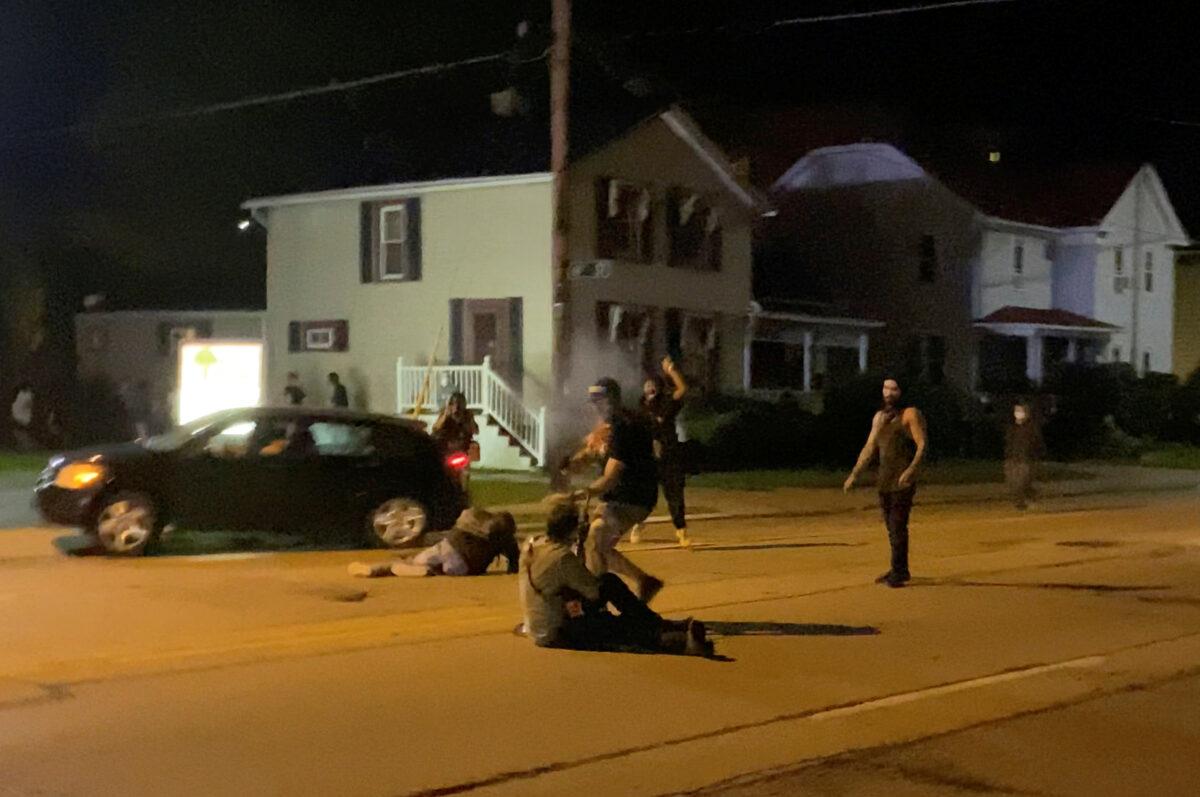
xmin=396 ymin=356 xmax=546 ymax=466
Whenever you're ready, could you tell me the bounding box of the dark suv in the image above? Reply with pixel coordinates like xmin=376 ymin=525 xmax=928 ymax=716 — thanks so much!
xmin=35 ymin=407 xmax=468 ymax=555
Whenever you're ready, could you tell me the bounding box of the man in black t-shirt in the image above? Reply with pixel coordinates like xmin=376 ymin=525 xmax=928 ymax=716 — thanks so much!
xmin=574 ymin=378 xmax=665 ymax=604
xmin=636 ymin=356 xmax=691 ymax=547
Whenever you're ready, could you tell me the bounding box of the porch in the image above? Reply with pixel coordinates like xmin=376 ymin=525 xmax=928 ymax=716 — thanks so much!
xmin=396 ymin=356 xmax=546 ymax=470
xmin=975 ymin=306 xmax=1119 ymax=387
xmin=743 ymin=301 xmax=884 ymax=407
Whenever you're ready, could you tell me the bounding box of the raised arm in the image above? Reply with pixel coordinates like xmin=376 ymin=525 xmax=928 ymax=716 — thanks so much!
xmin=844 ymin=412 xmax=883 ymax=492
xmin=662 ymin=356 xmax=688 ymax=401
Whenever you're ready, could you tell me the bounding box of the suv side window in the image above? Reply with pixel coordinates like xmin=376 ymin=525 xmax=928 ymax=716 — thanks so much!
xmin=309 ymin=422 xmax=376 ymax=457
xmin=202 ymin=420 xmax=257 ymax=459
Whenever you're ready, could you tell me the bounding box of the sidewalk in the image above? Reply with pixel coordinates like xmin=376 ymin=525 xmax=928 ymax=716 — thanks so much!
xmin=496 ymin=465 xmax=1200 ymax=527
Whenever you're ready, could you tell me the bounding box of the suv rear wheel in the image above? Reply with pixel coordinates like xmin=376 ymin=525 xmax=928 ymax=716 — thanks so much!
xmin=368 ymin=497 xmax=429 ymax=548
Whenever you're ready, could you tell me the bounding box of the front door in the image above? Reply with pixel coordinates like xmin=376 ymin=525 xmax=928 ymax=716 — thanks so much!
xmin=454 ymin=298 xmax=523 ymax=389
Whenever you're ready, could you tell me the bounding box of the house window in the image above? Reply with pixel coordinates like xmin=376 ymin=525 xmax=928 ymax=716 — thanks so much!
xmin=1013 ymin=241 xmax=1025 ymax=275
xmin=918 ymin=235 xmax=937 ymax=282
xmin=1043 ymin=239 xmax=1054 ymax=260
xmin=595 ymin=178 xmax=654 ymax=262
xmin=1143 ymin=351 xmax=1151 ymax=374
xmin=360 ymin=199 xmax=422 ymax=282
xmin=1112 ymin=346 xmax=1122 ymax=362
xmin=667 ymin=188 xmax=722 ymax=271
xmin=1114 ymin=248 xmax=1124 ymax=274
xmin=288 ymin=320 xmax=349 ymax=352
xmin=1144 ymin=252 xmax=1154 ymax=292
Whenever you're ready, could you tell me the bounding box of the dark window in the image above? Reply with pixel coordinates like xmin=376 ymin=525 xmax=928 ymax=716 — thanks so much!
xmin=1143 ymin=351 xmax=1152 ymax=374
xmin=595 ymin=178 xmax=654 ymax=262
xmin=360 ymin=198 xmax=422 ymax=282
xmin=918 ymin=235 xmax=937 ymax=282
xmin=1144 ymin=252 xmax=1154 ymax=292
xmin=667 ymin=188 xmax=722 ymax=271
xmin=1013 ymin=241 xmax=1024 ymax=275
xmin=926 ymin=336 xmax=946 ymax=385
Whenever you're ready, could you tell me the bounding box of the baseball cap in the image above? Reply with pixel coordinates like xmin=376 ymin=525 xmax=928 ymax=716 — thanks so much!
xmin=588 ymin=377 xmax=621 ymax=402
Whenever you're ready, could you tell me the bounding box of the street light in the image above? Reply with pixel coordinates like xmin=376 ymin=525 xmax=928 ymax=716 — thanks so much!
xmin=237 ymin=218 xmax=252 ymax=232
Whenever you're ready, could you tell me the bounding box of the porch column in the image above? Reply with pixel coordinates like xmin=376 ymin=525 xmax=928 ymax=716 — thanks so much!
xmin=743 ymin=315 xmax=756 ymax=391
xmin=857 ymin=332 xmax=869 ymax=373
xmin=802 ymin=330 xmax=814 ymax=393
xmin=1025 ymin=333 xmax=1044 ymax=384
xmin=1066 ymin=337 xmax=1079 ymax=363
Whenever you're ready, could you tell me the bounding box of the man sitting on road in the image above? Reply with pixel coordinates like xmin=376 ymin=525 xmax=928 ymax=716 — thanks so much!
xmin=519 ymin=501 xmax=712 ymax=656
xmin=348 ymin=508 xmax=519 ymax=578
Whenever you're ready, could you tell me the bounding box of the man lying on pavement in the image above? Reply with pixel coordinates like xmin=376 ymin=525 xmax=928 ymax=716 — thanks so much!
xmin=348 ymin=508 xmax=519 ymax=578
xmin=518 ymin=501 xmax=713 ymax=657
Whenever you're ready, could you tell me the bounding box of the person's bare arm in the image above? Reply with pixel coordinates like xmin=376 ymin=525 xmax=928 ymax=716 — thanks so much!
xmin=663 ymin=356 xmax=688 ymax=401
xmin=898 ymin=407 xmax=928 ymax=487
xmin=431 ymin=410 xmax=449 ymax=434
xmin=586 ymin=457 xmax=625 ymax=497
xmin=844 ymin=412 xmax=883 ymax=492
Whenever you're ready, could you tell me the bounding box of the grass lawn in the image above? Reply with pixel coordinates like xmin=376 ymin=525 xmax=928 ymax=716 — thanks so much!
xmin=1139 ymin=445 xmax=1200 ymax=470
xmin=0 ymin=451 xmax=51 ymax=473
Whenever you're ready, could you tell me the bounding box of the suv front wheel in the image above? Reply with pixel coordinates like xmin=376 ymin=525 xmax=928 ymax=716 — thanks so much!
xmin=94 ymin=491 xmax=160 ymax=556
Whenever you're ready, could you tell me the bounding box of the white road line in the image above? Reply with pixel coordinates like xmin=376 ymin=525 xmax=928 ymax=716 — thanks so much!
xmin=813 ymin=655 xmax=1107 ymax=721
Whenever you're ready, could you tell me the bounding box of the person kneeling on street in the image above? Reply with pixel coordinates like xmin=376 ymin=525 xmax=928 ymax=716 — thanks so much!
xmin=348 ymin=508 xmax=519 ymax=578
xmin=519 ymin=502 xmax=712 ymax=656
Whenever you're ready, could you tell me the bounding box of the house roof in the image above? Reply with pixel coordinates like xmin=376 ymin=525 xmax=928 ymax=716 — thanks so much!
xmin=928 ymin=161 xmax=1142 ymax=229
xmin=975 ymin=306 xmax=1119 ymax=330
xmin=751 ymin=299 xmax=885 ymax=328
xmin=242 ymin=106 xmax=767 ymax=213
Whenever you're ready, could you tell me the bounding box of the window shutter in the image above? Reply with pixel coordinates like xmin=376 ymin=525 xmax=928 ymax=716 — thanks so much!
xmin=406 ymin=198 xmax=422 ymax=280
xmin=449 ymin=299 xmax=464 ymax=364
xmin=333 ymin=320 xmax=349 ymax=351
xmin=509 ymin=297 xmax=524 ymax=391
xmin=360 ymin=203 xmax=374 ymax=283
xmin=288 ymin=322 xmax=301 ymax=352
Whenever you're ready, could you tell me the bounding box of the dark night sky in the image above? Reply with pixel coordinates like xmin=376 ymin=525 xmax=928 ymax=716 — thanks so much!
xmin=2 ymin=0 xmax=1198 ymax=311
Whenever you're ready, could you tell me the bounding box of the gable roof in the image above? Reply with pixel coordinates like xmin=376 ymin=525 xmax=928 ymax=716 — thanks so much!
xmin=771 ymin=143 xmax=928 ymax=192
xmin=927 ymin=161 xmax=1142 ymax=229
xmin=243 ymin=106 xmax=768 ymax=213
xmin=976 ymin=306 xmax=1118 ymax=330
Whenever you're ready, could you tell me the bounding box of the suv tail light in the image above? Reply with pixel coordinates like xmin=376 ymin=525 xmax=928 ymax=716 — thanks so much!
xmin=446 ymin=452 xmax=470 ymax=470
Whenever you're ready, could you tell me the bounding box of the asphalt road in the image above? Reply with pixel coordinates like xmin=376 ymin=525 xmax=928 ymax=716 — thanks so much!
xmin=1 ymin=488 xmax=1199 ymax=796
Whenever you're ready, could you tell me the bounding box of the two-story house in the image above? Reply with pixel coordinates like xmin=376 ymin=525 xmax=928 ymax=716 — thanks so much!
xmin=242 ymin=107 xmax=766 ymax=468
xmin=952 ymin=161 xmax=1188 ymax=386
xmin=762 ymin=143 xmax=1189 ymax=394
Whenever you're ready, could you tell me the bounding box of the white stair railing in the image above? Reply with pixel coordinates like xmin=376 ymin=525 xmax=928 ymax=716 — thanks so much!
xmin=396 ymin=357 xmax=545 ymax=465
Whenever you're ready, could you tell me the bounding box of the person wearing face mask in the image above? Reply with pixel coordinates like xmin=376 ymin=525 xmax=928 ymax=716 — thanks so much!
xmin=1005 ymin=399 xmax=1045 ymax=510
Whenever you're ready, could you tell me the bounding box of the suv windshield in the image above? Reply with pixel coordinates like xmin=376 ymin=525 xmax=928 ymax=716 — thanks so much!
xmin=142 ymin=410 xmax=243 ymax=452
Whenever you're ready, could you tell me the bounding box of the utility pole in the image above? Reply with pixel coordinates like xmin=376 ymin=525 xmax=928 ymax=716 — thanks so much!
xmin=548 ymin=0 xmax=571 ymax=479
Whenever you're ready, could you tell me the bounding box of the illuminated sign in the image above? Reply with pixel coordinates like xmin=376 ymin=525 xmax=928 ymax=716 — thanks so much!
xmin=177 ymin=340 xmax=264 ymax=424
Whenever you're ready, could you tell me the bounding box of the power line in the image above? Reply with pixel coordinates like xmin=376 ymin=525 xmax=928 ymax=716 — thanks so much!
xmin=626 ymin=0 xmax=1024 ymax=40
xmin=1 ymin=51 xmax=507 ymax=146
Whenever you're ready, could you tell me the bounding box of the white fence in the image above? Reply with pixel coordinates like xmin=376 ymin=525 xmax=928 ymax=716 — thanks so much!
xmin=397 ymin=357 xmax=546 ymax=466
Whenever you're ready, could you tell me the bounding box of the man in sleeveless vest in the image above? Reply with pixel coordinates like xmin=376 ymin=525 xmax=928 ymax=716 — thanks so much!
xmin=844 ymin=377 xmax=928 ymax=588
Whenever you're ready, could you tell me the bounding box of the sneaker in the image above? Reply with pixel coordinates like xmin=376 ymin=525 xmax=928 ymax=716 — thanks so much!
xmin=885 ymin=572 xmax=911 ymax=588
xmin=675 ymin=528 xmax=692 ymax=548
xmin=685 ymin=619 xmax=713 ymax=657
xmin=874 ymin=570 xmax=895 ymax=584
xmin=629 ymin=525 xmax=643 ymax=545
xmin=639 ymin=576 xmax=665 ymax=604
xmin=348 ymin=562 xmax=391 ymax=578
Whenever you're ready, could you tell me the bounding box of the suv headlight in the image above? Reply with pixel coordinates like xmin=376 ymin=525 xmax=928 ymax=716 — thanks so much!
xmin=54 ymin=462 xmax=108 ymax=490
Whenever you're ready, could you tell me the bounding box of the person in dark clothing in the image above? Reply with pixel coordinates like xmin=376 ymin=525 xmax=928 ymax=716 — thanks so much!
xmin=348 ymin=508 xmax=519 ymax=577
xmin=328 ymin=372 xmax=349 ymax=408
xmin=519 ymin=501 xmax=712 ymax=656
xmin=573 ymin=377 xmax=665 ymax=603
xmin=284 ymin=372 xmax=306 ymax=406
xmin=633 ymin=356 xmax=691 ymax=547
xmin=432 ymin=392 xmax=478 ymax=455
xmin=1005 ymin=400 xmax=1045 ymax=510
xmin=844 ymin=377 xmax=928 ymax=588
